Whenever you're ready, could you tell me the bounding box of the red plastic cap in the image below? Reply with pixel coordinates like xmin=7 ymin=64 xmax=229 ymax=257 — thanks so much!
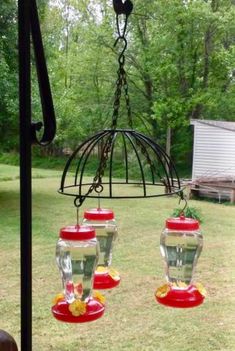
xmin=60 ymin=225 xmax=96 ymax=241
xmin=166 ymin=216 xmax=199 ymax=231
xmin=84 ymin=208 xmax=114 ymax=221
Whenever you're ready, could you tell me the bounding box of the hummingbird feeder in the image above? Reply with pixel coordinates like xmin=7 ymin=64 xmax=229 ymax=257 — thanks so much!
xmin=156 ymin=215 xmax=206 ymax=308
xmin=52 ymin=225 xmax=105 ymax=323
xmin=82 ymin=208 xmax=120 ymax=290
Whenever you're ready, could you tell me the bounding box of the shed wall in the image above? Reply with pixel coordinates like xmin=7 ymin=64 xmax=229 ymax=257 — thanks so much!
xmin=192 ymin=123 xmax=235 ymax=179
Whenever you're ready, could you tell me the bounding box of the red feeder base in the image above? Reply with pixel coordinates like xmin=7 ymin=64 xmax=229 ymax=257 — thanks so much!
xmin=52 ymin=297 xmax=105 ymax=323
xmin=93 ymin=269 xmax=121 ymax=290
xmin=156 ymin=284 xmax=205 ymax=308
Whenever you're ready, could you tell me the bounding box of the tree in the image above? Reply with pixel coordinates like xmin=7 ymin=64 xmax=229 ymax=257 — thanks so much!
xmin=0 ymin=1 xmax=18 ymax=150
xmin=127 ymin=0 xmax=235 ymax=165
xmin=1 ymin=0 xmax=235 ymax=173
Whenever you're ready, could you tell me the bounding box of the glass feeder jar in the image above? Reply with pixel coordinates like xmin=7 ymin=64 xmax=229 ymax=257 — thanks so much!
xmin=52 ymin=225 xmax=105 ymax=323
xmin=156 ymin=215 xmax=206 ymax=308
xmin=82 ymin=208 xmax=120 ymax=290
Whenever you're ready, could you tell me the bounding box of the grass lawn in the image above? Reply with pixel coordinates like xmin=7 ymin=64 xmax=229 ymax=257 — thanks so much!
xmin=0 ymin=164 xmax=235 ymax=351
xmin=0 ymin=164 xmax=61 ymax=181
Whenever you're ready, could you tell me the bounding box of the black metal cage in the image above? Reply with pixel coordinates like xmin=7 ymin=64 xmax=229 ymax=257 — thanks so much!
xmin=59 ymin=129 xmax=181 ymax=201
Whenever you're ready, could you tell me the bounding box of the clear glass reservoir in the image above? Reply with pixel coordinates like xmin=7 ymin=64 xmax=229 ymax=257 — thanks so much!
xmin=82 ymin=208 xmax=120 ymax=290
xmin=56 ymin=225 xmax=99 ymax=303
xmin=82 ymin=208 xmax=117 ymax=269
xmin=160 ymin=216 xmax=203 ymax=286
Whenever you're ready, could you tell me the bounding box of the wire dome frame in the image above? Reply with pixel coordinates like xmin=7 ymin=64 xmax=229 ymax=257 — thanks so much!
xmin=59 ymin=129 xmax=182 ymax=201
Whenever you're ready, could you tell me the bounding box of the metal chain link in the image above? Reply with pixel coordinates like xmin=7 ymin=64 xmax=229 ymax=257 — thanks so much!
xmin=123 ymin=71 xmax=133 ymax=128
xmin=74 ymin=133 xmax=114 ymax=208
xmin=75 ymin=7 xmax=134 ymax=208
xmin=112 ymin=14 xmax=133 ymax=129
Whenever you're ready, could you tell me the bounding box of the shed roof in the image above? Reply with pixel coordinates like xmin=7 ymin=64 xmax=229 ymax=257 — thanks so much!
xmin=191 ymin=119 xmax=235 ymax=132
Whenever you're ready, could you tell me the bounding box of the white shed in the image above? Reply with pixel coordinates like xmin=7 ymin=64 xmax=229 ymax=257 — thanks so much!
xmin=191 ymin=119 xmax=235 ymax=180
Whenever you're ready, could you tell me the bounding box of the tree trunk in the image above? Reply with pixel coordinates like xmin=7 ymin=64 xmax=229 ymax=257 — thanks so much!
xmin=190 ymin=24 xmax=214 ymax=119
xmin=166 ymin=126 xmax=171 ymax=157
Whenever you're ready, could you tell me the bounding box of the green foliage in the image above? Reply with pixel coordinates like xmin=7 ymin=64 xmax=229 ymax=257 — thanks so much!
xmin=141 ymin=0 xmax=235 ymax=163
xmin=1 ymin=0 xmax=235 ymax=167
xmin=44 ymin=0 xmax=235 ymax=160
xmin=172 ymin=205 xmax=203 ymax=223
xmin=0 ymin=1 xmax=18 ymax=150
xmin=0 ymin=152 xmax=19 ymax=166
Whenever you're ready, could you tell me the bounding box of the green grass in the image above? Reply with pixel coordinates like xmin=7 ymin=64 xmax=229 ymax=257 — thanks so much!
xmin=0 ymin=164 xmax=61 ymax=182
xmin=0 ymin=164 xmax=235 ymax=351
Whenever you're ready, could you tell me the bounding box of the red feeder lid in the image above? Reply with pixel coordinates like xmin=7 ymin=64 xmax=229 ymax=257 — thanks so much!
xmin=60 ymin=225 xmax=96 ymax=241
xmin=166 ymin=216 xmax=199 ymax=231
xmin=84 ymin=208 xmax=115 ymax=221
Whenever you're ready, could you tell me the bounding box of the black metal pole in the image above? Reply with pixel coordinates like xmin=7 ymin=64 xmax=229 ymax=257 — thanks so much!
xmin=18 ymin=0 xmax=56 ymax=348
xmin=19 ymin=0 xmax=32 ymax=350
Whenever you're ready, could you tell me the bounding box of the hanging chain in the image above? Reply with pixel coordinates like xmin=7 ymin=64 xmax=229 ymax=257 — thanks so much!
xmin=74 ymin=133 xmax=113 ymax=209
xmin=123 ymin=68 xmax=133 ymax=128
xmin=74 ymin=1 xmax=134 ymax=209
xmin=177 ymin=189 xmax=188 ymax=215
xmin=112 ymin=2 xmax=171 ymax=190
xmin=112 ymin=1 xmax=133 ymax=129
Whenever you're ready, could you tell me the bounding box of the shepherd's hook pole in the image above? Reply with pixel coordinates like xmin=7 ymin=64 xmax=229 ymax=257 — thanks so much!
xmin=19 ymin=0 xmax=32 ymax=350
xmin=19 ymin=0 xmax=56 ymax=349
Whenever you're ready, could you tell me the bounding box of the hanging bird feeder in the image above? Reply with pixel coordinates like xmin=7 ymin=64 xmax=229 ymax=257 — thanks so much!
xmin=53 ymin=0 xmax=188 ymax=321
xmin=52 ymin=225 xmax=105 ymax=323
xmin=82 ymin=208 xmax=120 ymax=289
xmin=156 ymin=215 xmax=206 ymax=308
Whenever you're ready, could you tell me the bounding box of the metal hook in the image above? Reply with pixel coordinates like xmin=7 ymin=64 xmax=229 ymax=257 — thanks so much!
xmin=114 ymin=14 xmax=129 ymax=43
xmin=178 ymin=189 xmax=188 ymax=215
xmin=94 ymin=184 xmax=104 ymax=194
xmin=76 ymin=207 xmax=80 ymax=226
xmin=74 ymin=196 xmax=85 ymax=208
xmin=74 ymin=196 xmax=86 ymax=225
